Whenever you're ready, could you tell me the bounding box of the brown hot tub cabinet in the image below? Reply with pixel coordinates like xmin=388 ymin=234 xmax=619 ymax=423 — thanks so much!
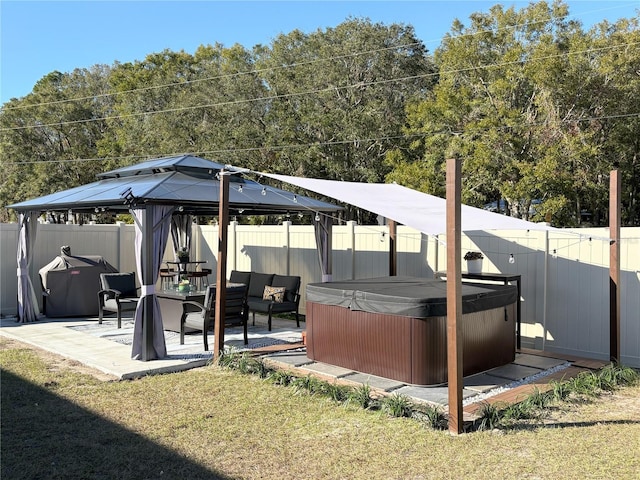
xmin=305 ymin=276 xmax=517 ymax=386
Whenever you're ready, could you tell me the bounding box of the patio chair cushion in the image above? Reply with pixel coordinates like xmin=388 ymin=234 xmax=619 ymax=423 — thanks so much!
xmin=98 ymin=272 xmax=140 ymax=328
xmin=247 ymin=272 xmax=274 ymax=298
xmin=229 ymin=270 xmax=252 ymax=286
xmin=101 ymin=272 xmax=138 ymax=298
xmin=271 ymin=274 xmax=301 ymax=303
xmin=103 ymin=297 xmax=139 ymax=312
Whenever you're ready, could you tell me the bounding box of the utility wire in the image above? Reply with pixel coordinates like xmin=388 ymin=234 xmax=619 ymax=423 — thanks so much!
xmin=7 ymin=109 xmax=639 ymax=166
xmin=2 ymin=2 xmax=637 ymax=111
xmin=2 ymin=41 xmax=637 ymax=133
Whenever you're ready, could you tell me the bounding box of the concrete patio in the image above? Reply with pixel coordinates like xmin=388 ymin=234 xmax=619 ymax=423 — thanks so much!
xmin=0 ymin=313 xmax=609 ymax=418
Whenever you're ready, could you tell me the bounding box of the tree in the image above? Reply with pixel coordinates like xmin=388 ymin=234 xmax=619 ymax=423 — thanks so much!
xmin=100 ymin=44 xmax=268 ymax=169
xmin=386 ymin=1 xmax=639 ymax=226
xmin=256 ymin=18 xmax=436 ymax=222
xmin=0 ymin=66 xmax=112 ymax=221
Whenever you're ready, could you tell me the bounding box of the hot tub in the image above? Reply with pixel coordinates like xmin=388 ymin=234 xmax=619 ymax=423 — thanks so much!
xmin=305 ymin=276 xmax=517 ymax=385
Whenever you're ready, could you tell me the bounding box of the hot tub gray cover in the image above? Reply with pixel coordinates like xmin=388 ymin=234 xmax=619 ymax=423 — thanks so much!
xmin=306 ymin=276 xmax=517 ymax=318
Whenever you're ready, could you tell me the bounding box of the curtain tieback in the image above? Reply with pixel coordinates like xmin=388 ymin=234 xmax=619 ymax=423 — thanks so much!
xmin=141 ymin=285 xmax=156 ymax=296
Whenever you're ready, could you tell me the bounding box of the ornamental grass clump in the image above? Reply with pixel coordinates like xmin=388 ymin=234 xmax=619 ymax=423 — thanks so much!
xmin=381 ymin=393 xmax=414 ymax=418
xmin=413 ymin=404 xmax=448 ymax=430
xmin=474 ymin=363 xmax=639 ymax=431
xmin=348 ymin=384 xmax=375 ymax=410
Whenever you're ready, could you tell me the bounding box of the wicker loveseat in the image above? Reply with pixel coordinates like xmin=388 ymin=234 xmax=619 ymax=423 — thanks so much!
xmin=229 ymin=270 xmax=301 ymax=331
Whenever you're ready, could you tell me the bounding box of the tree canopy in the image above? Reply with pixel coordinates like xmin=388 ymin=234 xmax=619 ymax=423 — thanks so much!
xmin=1 ymin=1 xmax=638 ymax=226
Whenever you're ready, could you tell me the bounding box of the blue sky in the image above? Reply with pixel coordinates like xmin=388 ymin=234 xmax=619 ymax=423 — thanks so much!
xmin=1 ymin=1 xmax=638 ymax=104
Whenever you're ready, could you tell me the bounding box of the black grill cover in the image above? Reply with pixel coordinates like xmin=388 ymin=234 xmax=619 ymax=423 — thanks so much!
xmin=39 ymin=254 xmax=118 ymax=317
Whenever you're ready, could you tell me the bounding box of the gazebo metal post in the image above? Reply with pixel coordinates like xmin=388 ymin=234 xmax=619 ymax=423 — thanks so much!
xmin=388 ymin=219 xmax=397 ymax=276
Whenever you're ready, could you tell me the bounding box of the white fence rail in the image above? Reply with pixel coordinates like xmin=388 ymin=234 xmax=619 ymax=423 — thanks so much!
xmin=1 ymin=222 xmax=638 ymax=366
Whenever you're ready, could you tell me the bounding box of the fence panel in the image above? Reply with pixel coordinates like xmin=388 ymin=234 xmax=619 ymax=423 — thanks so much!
xmin=1 ymin=222 xmax=638 ymax=366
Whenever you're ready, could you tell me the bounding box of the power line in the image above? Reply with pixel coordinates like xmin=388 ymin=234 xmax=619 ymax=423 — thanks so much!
xmin=3 ymin=2 xmax=636 ymax=112
xmin=7 ymin=111 xmax=639 ymax=166
xmin=2 ymin=41 xmax=637 ymax=133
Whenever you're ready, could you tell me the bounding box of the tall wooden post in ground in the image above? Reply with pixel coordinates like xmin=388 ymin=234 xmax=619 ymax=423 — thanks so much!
xmin=213 ymin=171 xmax=230 ymax=361
xmin=609 ymin=169 xmax=621 ymax=363
xmin=446 ymin=158 xmax=463 ymax=434
xmin=388 ymin=219 xmax=397 ymax=276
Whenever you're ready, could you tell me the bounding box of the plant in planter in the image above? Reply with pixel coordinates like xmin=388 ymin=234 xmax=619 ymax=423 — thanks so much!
xmin=177 ymin=247 xmax=190 ymax=263
xmin=464 ymin=251 xmax=484 ymax=273
xmin=464 ymin=251 xmax=484 ymax=261
xmin=178 ymin=278 xmax=190 ymax=292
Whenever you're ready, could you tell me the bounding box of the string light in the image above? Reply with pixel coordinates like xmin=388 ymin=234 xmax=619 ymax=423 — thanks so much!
xmin=293 ymin=195 xmax=297 ymax=203
xmin=552 ymin=249 xmax=557 ymax=259
xmin=509 ymin=253 xmax=515 ymax=264
xmin=261 ymin=187 xmax=267 ymax=196
xmin=237 ymin=185 xmax=243 ymax=193
xmin=314 ymin=212 xmax=320 ymax=222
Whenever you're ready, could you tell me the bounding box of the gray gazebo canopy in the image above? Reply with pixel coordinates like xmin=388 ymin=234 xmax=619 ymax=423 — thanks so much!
xmin=9 ymin=155 xmax=341 ymax=361
xmin=10 ymin=154 xmax=341 ymax=216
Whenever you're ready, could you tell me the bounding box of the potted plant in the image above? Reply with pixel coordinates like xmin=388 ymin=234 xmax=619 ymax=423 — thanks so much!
xmin=177 ymin=247 xmax=189 ymax=263
xmin=178 ymin=278 xmax=190 ymax=292
xmin=464 ymin=251 xmax=484 ymax=273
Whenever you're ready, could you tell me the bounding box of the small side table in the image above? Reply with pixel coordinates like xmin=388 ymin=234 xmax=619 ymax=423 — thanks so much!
xmin=435 ymin=271 xmax=522 ymax=349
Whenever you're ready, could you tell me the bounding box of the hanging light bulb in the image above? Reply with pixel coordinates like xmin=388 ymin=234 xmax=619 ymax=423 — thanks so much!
xmin=293 ymin=195 xmax=297 ymax=203
xmin=238 ymin=185 xmax=243 ymax=193
xmin=552 ymin=249 xmax=557 ymax=259
xmin=261 ymin=187 xmax=267 ymax=196
xmin=509 ymin=253 xmax=515 ymax=264
xmin=314 ymin=212 xmax=320 ymax=222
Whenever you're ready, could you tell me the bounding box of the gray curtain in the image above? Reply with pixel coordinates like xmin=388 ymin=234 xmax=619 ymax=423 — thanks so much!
xmin=170 ymin=214 xmax=192 ymax=260
xmin=16 ymin=211 xmax=41 ymax=323
xmin=131 ymin=205 xmax=173 ymax=360
xmin=313 ymin=214 xmax=333 ymax=282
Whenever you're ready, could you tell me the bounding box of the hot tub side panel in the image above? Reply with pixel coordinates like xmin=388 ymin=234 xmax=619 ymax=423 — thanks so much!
xmin=462 ymin=303 xmax=516 ymax=377
xmin=307 ymin=301 xmax=516 ymax=386
xmin=306 ymin=302 xmax=415 ymax=384
xmin=410 ymin=314 xmax=447 ymax=385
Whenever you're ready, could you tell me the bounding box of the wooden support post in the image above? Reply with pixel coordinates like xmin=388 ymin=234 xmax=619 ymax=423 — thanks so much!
xmin=446 ymin=158 xmax=463 ymax=435
xmin=213 ymin=171 xmax=230 ymax=361
xmin=388 ymin=219 xmax=397 ymax=276
xmin=609 ymin=169 xmax=621 ymax=364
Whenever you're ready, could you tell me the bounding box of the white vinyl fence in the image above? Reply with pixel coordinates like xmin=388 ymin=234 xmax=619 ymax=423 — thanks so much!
xmin=1 ymin=222 xmax=638 ymax=367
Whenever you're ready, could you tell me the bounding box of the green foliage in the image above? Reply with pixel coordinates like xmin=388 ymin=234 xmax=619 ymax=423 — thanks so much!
xmin=267 ymin=369 xmax=294 ymax=387
xmin=380 ymin=393 xmax=414 ymax=418
xmin=548 ymin=379 xmax=572 ymax=402
xmin=414 ymin=404 xmax=448 ymax=430
xmin=475 ymin=363 xmax=639 ymax=431
xmin=291 ymin=374 xmax=325 ymax=396
xmin=476 ymin=402 xmax=503 ymax=431
xmin=2 ymin=5 xmax=639 ymax=226
xmin=389 ymin=1 xmax=640 ymax=226
xmin=348 ymin=383 xmax=375 ymax=410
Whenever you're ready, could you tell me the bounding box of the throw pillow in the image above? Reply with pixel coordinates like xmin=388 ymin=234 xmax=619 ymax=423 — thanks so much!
xmin=263 ymin=285 xmax=286 ymax=303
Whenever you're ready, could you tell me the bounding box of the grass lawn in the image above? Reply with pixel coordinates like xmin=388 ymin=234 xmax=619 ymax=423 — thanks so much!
xmin=2 ymin=337 xmax=639 ymax=480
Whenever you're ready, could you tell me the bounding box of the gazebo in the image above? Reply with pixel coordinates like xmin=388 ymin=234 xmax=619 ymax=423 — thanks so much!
xmin=8 ymin=155 xmax=342 ymax=361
